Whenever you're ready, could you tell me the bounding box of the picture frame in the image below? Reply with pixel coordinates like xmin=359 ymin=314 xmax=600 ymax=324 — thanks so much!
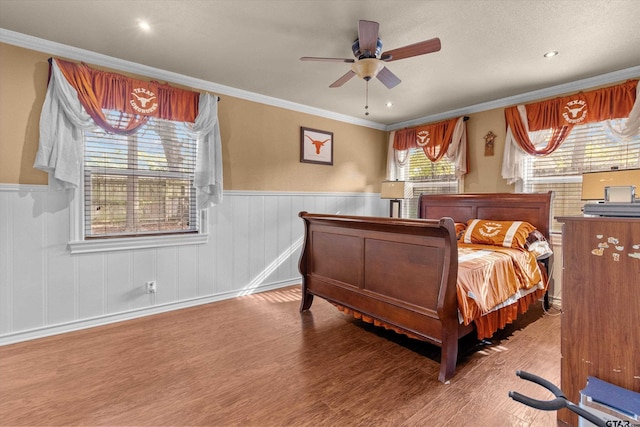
xmin=300 ymin=127 xmax=333 ymax=165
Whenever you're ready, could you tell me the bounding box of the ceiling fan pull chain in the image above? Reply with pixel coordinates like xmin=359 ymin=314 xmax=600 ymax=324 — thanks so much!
xmin=365 ymin=81 xmax=369 ymax=116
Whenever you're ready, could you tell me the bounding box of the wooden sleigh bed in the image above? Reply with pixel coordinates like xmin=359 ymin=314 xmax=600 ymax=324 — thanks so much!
xmin=298 ymin=192 xmax=553 ymax=383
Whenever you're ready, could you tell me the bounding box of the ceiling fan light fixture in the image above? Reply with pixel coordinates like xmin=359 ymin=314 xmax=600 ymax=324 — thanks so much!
xmin=351 ymin=58 xmax=384 ymax=81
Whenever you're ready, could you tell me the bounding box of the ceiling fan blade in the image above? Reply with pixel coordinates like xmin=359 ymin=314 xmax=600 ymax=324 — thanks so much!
xmin=358 ymin=20 xmax=379 ymax=56
xmin=329 ymin=70 xmax=356 ymax=88
xmin=381 ymin=37 xmax=441 ymax=61
xmin=300 ymin=57 xmax=355 ymax=63
xmin=376 ymin=67 xmax=401 ymax=89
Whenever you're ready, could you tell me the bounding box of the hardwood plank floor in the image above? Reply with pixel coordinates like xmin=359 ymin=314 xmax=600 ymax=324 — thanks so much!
xmin=0 ymin=285 xmax=562 ymax=426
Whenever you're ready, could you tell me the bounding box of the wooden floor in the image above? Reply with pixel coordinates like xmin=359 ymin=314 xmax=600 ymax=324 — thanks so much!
xmin=0 ymin=285 xmax=562 ymax=427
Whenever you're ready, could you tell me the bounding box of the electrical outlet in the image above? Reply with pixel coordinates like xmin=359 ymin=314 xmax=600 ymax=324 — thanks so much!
xmin=146 ymin=281 xmax=157 ymax=293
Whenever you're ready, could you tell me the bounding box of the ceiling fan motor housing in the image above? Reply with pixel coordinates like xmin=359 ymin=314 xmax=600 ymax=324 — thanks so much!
xmin=352 ymin=38 xmax=383 ymax=59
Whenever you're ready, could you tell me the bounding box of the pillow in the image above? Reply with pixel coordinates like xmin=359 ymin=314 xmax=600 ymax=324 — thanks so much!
xmin=462 ymin=219 xmax=536 ymax=249
xmin=454 ymin=222 xmax=467 ymax=240
xmin=525 ymin=229 xmax=553 ymax=260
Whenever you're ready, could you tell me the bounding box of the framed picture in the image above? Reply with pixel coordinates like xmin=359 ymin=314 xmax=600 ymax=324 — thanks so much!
xmin=300 ymin=127 xmax=333 ymax=165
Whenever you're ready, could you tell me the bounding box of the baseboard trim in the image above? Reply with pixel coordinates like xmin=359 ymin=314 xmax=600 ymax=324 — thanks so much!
xmin=547 ymin=295 xmax=562 ymax=310
xmin=0 ymin=280 xmax=300 ymax=346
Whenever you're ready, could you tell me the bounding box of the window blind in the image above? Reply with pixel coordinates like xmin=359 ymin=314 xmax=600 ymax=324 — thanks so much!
xmin=521 ymin=119 xmax=640 ymax=231
xmin=84 ymin=112 xmax=198 ymax=238
xmin=397 ymin=147 xmax=458 ymax=218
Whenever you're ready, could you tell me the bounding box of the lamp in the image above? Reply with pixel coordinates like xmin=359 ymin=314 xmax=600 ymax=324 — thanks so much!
xmin=380 ymin=181 xmax=412 ymax=218
xmin=581 ymin=169 xmax=640 ymax=202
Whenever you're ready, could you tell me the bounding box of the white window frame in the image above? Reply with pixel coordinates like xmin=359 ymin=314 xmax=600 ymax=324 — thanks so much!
xmin=68 ymin=188 xmax=208 ymax=254
xmin=395 ymin=147 xmax=463 ymax=218
xmin=67 ymin=122 xmax=209 ymax=254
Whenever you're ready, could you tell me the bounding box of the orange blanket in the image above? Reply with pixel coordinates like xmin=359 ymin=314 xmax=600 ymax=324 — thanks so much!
xmin=456 ymin=243 xmax=543 ymax=327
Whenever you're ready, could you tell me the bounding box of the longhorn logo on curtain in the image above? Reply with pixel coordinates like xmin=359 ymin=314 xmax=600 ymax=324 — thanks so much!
xmin=130 ymin=88 xmax=158 ymax=115
xmin=416 ymin=130 xmax=431 ymax=147
xmin=562 ymin=99 xmax=588 ymax=124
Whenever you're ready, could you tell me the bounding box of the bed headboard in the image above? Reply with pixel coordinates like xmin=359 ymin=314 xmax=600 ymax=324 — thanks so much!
xmin=418 ymin=192 xmax=553 ymax=238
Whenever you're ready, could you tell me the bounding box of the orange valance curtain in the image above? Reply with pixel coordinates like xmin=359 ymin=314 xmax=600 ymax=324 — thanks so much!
xmin=504 ymin=80 xmax=638 ymax=155
xmin=393 ymin=117 xmax=459 ymax=162
xmin=53 ymin=58 xmax=199 ymax=135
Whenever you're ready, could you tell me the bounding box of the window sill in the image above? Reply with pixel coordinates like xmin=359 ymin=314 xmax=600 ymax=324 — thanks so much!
xmin=68 ymin=233 xmax=209 ymax=254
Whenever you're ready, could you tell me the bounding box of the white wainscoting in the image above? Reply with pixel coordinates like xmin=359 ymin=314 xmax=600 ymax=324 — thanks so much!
xmin=0 ymin=185 xmax=387 ymax=344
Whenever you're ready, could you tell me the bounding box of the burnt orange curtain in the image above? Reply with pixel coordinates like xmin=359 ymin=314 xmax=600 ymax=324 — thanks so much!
xmin=53 ymin=58 xmax=199 ymax=135
xmin=504 ymin=106 xmax=573 ymax=155
xmin=393 ymin=117 xmax=459 ymax=162
xmin=505 ymin=80 xmax=638 ymax=155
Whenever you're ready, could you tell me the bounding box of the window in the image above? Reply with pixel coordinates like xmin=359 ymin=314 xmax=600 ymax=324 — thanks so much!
xmin=396 ymin=147 xmax=459 ymax=218
xmin=84 ymin=111 xmax=198 ymax=238
xmin=37 ymin=58 xmax=220 ymax=254
xmin=520 ymin=119 xmax=640 ymax=232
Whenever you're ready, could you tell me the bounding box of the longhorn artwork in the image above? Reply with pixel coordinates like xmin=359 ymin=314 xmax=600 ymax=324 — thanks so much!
xmin=300 ymin=127 xmax=333 ymax=165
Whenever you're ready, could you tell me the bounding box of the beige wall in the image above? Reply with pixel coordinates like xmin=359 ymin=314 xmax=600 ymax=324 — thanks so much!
xmin=0 ymin=42 xmax=389 ymax=192
xmin=3 ymin=41 xmax=633 ymax=199
xmin=219 ymin=97 xmax=387 ymax=192
xmin=0 ymin=43 xmax=50 ymax=185
xmin=464 ymin=108 xmax=515 ymax=193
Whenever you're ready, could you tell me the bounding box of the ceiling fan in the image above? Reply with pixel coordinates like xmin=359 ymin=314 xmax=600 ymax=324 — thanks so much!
xmin=300 ymin=20 xmax=441 ymax=90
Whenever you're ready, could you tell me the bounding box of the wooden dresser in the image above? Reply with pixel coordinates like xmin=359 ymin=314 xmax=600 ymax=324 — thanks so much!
xmin=556 ymin=216 xmax=640 ymax=426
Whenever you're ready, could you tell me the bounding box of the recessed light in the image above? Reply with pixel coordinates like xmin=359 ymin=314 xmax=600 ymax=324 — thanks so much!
xmin=138 ymin=20 xmax=151 ymax=31
xmin=385 ymin=101 xmax=393 ymax=108
xmin=544 ymin=50 xmax=559 ymax=58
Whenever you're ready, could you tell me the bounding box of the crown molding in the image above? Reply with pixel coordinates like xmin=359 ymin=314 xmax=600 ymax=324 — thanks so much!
xmin=388 ymin=66 xmax=640 ymax=130
xmin=0 ymin=28 xmax=386 ymax=131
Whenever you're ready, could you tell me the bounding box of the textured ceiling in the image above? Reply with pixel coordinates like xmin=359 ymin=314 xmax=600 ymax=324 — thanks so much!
xmin=1 ymin=0 xmax=639 ymax=127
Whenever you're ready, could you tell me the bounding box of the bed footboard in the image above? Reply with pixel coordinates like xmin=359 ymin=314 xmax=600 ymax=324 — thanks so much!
xmin=298 ymin=212 xmax=467 ymax=383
